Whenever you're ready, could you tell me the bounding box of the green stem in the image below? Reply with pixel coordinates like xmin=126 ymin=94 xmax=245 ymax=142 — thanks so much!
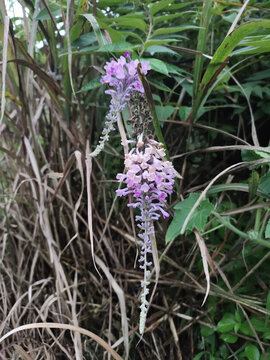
xmin=254 ymin=205 xmax=262 ymax=233
xmin=212 ymin=211 xmax=270 ymax=249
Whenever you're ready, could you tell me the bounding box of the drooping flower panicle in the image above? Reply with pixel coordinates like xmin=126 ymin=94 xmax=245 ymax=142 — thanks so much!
xmin=116 ymin=135 xmax=175 ymax=333
xmin=90 ymin=54 xmax=150 ymax=157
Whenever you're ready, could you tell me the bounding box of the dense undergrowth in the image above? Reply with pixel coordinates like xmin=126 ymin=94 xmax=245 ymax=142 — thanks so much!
xmin=1 ymin=0 xmax=270 ymax=359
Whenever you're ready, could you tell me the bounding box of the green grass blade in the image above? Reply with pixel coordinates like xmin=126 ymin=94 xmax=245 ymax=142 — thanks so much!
xmin=193 ymin=0 xmax=212 ymax=101
xmin=193 ymin=19 xmax=270 ymax=122
xmin=83 ymin=14 xmax=106 ymax=47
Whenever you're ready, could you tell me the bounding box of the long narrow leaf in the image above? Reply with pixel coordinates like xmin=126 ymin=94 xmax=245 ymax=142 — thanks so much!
xmin=95 ymin=256 xmax=129 ymax=360
xmin=65 ymin=0 xmax=75 ymax=95
xmin=0 ymin=16 xmax=9 ymax=132
xmin=83 ymin=14 xmax=106 ymax=47
xmin=193 ymin=0 xmax=212 ymax=100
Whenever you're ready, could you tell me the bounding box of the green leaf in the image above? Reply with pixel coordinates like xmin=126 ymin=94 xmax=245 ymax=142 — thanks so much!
xmin=255 ymin=149 xmax=270 ymax=159
xmin=265 ymin=220 xmax=270 ymax=238
xmin=70 ymin=18 xmax=85 ymax=43
xmin=201 ymin=20 xmax=270 ymax=89
xmin=192 ymin=352 xmax=207 ymax=360
xmin=181 ymin=80 xmax=193 ymax=97
xmin=77 ymin=77 xmax=102 ymax=93
xmin=244 ymin=317 xmax=267 ymax=333
xmin=179 ymin=106 xmax=191 ymax=121
xmin=149 ymin=0 xmax=175 ymax=16
xmin=166 ymin=193 xmax=214 ymax=243
xmin=220 ymin=333 xmax=238 ymax=343
xmin=144 ymin=58 xmax=169 ymax=76
xmin=154 ymin=12 xmax=187 ymax=26
xmin=263 ymin=332 xmax=270 ymax=340
xmin=241 ymin=148 xmax=270 ymax=162
xmin=201 ymin=325 xmax=214 ymax=337
xmin=144 ymin=39 xmax=181 ymax=51
xmin=235 ymin=311 xmax=242 ymax=323
xmin=98 ymin=0 xmax=126 ymax=5
xmin=165 ymin=2 xmax=193 ymax=11
xmin=60 ymin=45 xmax=98 ymax=56
xmin=233 ymin=34 xmax=270 ymax=55
xmin=145 ymin=45 xmax=178 ymax=55
xmin=240 ymin=321 xmax=254 ymax=337
xmin=259 ymin=171 xmax=270 ymax=195
xmin=234 ymin=323 xmax=241 ymax=333
xmin=103 ymin=26 xmax=125 ymax=43
xmin=71 ymin=32 xmax=97 ymax=48
xmin=149 ymin=79 xmax=173 ymax=93
xmin=247 ymin=70 xmax=270 ymax=81
xmin=155 ymin=105 xmax=175 ymax=120
xmin=152 ymin=25 xmax=200 ymax=37
xmin=113 ymin=18 xmax=147 ymax=32
xmin=35 ymin=4 xmax=61 ymax=20
xmin=97 ymin=41 xmax=136 ymax=53
xmin=83 ymin=14 xmax=106 ymax=46
xmin=245 ymin=344 xmax=260 ymax=360
xmin=165 ymin=63 xmax=187 ymax=76
xmin=216 ymin=313 xmax=236 ymax=333
xmin=119 ymin=30 xmax=144 ymax=43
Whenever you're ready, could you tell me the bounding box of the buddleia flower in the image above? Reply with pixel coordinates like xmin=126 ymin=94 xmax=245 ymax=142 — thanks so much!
xmin=116 ymin=134 xmax=175 ymax=333
xmin=90 ymin=54 xmax=150 ymax=157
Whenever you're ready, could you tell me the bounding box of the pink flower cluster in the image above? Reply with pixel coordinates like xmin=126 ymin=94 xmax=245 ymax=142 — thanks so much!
xmin=116 ymin=136 xmax=175 ymax=214
xmin=90 ymin=53 xmax=150 ymax=157
xmin=101 ymin=52 xmax=150 ymax=94
xmin=116 ymin=135 xmax=175 ymax=334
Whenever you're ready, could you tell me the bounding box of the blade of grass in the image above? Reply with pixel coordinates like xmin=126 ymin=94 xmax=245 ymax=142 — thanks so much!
xmin=85 ymin=140 xmax=101 ymax=277
xmin=83 ymin=14 xmax=106 ymax=47
xmin=226 ymin=0 xmax=251 ymax=37
xmin=193 ymin=0 xmax=212 ymax=101
xmin=194 ymin=229 xmax=213 ymax=306
xmin=0 ymin=16 xmax=9 ymax=133
xmin=95 ymin=256 xmax=129 ymax=360
xmin=65 ymin=0 xmax=75 ymax=96
xmin=73 ymin=151 xmax=84 ymax=234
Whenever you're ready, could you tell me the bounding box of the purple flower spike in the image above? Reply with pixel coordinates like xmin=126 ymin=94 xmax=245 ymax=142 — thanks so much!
xmin=116 ymin=135 xmax=175 ymax=334
xmin=90 ymin=55 xmax=151 ymax=157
